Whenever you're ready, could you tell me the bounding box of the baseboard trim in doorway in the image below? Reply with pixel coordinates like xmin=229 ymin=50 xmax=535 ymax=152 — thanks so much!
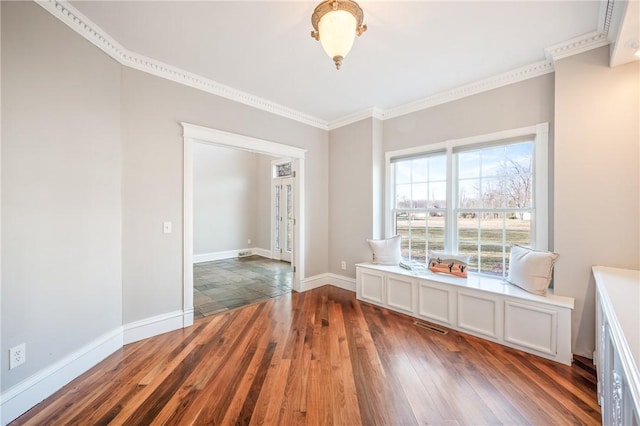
xmin=123 ymin=310 xmax=185 ymax=344
xmin=193 ymin=248 xmax=272 ymax=264
xmin=300 ymin=273 xmax=356 ymax=292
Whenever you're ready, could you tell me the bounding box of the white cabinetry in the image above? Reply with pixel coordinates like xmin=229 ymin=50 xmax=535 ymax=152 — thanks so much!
xmin=593 ymin=266 xmax=640 ymax=425
xmin=356 ymin=263 xmax=574 ymax=365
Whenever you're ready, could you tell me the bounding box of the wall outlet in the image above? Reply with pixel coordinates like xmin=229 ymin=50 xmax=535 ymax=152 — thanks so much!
xmin=9 ymin=343 xmax=26 ymax=369
xmin=247 ymin=239 xmax=251 ymax=245
xmin=341 ymin=261 xmax=347 ymax=270
xmin=163 ymin=221 xmax=172 ymax=234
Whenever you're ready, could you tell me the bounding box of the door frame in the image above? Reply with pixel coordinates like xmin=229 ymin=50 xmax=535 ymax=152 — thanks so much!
xmin=271 ymin=172 xmax=294 ymax=263
xmin=182 ymin=122 xmax=307 ymax=326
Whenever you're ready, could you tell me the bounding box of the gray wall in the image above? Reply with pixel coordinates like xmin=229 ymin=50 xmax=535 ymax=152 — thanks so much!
xmin=1 ymin=2 xmax=122 ymax=390
xmin=120 ymin=67 xmax=328 ymax=323
xmin=328 ymin=118 xmax=376 ymax=276
xmin=327 ymin=75 xmax=555 ymax=279
xmin=554 ymin=46 xmax=640 ymax=358
xmin=193 ymin=143 xmax=272 ymax=255
xmin=383 ymin=74 xmax=555 ymax=152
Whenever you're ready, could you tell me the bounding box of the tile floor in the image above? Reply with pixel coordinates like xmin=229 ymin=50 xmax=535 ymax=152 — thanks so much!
xmin=193 ymin=255 xmax=292 ymax=320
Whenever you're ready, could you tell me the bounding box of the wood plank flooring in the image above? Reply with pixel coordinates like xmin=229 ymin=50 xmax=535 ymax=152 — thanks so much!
xmin=11 ymin=286 xmax=600 ymax=425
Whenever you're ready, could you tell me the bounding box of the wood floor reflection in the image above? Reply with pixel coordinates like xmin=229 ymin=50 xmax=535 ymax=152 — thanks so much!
xmin=11 ymin=286 xmax=600 ymax=425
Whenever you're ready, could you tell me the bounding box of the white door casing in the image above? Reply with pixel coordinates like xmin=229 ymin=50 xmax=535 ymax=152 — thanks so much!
xmin=182 ymin=122 xmax=306 ymax=328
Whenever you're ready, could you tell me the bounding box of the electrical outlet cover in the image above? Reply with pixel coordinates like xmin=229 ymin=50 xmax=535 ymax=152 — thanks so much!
xmin=9 ymin=343 xmax=26 ymax=369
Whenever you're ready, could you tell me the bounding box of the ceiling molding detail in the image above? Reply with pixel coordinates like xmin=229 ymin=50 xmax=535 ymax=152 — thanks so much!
xmin=598 ymin=0 xmax=615 ymax=35
xmin=36 ymin=0 xmax=329 ymax=130
xmin=382 ymin=60 xmax=555 ymax=121
xmin=327 ymin=107 xmax=384 ymax=131
xmin=35 ymin=0 xmax=612 ymax=132
xmin=544 ymin=31 xmax=610 ymax=63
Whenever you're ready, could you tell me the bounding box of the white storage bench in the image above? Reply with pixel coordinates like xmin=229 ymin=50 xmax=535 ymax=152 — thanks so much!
xmin=356 ymin=263 xmax=575 ymax=365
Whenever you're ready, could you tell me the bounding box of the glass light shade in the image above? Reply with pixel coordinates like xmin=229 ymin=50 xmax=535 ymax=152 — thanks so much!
xmin=318 ymin=9 xmax=357 ymax=60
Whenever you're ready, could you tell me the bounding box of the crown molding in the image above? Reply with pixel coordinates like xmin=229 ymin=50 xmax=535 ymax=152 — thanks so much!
xmin=382 ymin=60 xmax=555 ymax=121
xmin=36 ymin=0 xmax=329 ymax=130
xmin=327 ymin=107 xmax=384 ymax=131
xmin=544 ymin=31 xmax=610 ymax=63
xmin=35 ymin=0 xmax=612 ymax=132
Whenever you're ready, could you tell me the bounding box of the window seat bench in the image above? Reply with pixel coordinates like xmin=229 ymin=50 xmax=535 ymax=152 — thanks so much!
xmin=356 ymin=262 xmax=574 ymax=365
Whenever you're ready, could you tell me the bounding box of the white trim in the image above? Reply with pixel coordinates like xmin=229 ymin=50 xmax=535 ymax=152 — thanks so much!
xmin=327 ymin=107 xmax=384 ymax=131
xmin=0 ymin=328 xmax=123 ymax=425
xmin=35 ymin=1 xmax=327 ymax=130
xmin=183 ymin=124 xmax=307 ymax=159
xmin=299 ymin=273 xmax=331 ymax=292
xmin=35 ymin=1 xmax=612 ymax=133
xmin=123 ymin=310 xmax=185 ymax=344
xmin=299 ymin=273 xmax=356 ymax=293
xmin=326 ymin=273 xmax=357 ymax=292
xmin=183 ymin=122 xmax=306 ymax=299
xmin=544 ymin=31 xmax=610 ymax=63
xmin=382 ymin=60 xmax=554 ymax=121
xmin=385 ymin=123 xmax=550 ymax=265
xmin=192 ymin=248 xmax=272 ymax=263
xmin=253 ymin=248 xmax=272 ymax=259
xmin=193 ymin=249 xmax=252 ymax=263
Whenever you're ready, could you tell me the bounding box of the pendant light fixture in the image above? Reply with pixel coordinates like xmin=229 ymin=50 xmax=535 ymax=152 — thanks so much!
xmin=310 ymin=0 xmax=367 ymax=70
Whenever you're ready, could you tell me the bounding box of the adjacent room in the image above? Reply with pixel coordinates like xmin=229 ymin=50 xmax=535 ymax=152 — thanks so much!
xmin=192 ymin=142 xmax=293 ymax=318
xmin=2 ymin=0 xmax=638 ymax=424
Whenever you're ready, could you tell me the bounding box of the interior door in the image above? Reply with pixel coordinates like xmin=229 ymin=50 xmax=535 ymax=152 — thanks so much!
xmin=273 ymin=176 xmax=294 ymax=263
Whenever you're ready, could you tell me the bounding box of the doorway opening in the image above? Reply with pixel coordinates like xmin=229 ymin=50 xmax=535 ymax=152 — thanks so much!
xmin=182 ymin=123 xmax=306 ymax=326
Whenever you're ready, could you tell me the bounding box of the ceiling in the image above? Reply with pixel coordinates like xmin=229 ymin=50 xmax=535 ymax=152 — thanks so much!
xmin=66 ymin=1 xmax=636 ymax=126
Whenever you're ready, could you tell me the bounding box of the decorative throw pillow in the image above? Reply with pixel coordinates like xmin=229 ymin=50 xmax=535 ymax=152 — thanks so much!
xmin=366 ymin=236 xmax=402 ymax=265
xmin=428 ymin=251 xmax=470 ymax=278
xmin=507 ymin=245 xmax=559 ymax=296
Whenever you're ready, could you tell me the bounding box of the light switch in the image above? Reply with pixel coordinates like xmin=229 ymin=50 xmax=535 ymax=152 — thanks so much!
xmin=163 ymin=221 xmax=172 ymax=234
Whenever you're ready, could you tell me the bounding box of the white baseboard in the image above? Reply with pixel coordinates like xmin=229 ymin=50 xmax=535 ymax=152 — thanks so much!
xmin=326 ymin=273 xmax=356 ymax=292
xmin=193 ymin=247 xmax=271 ymax=263
xmin=299 ymin=273 xmax=356 ymax=293
xmin=123 ymin=310 xmax=186 ymax=344
xmin=253 ymin=248 xmax=272 ymax=258
xmin=0 ymin=327 xmax=123 ymax=425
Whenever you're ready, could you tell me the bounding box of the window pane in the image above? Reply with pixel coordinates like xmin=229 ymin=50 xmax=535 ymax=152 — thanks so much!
xmin=479 ymin=244 xmax=504 ymax=275
xmin=429 ymin=155 xmax=447 ymax=181
xmin=481 ymin=146 xmax=504 ymax=177
xmin=429 ymin=181 xmax=447 ymax=208
xmin=395 ymin=184 xmax=411 ymax=208
xmin=505 ymin=213 xmax=531 ymax=246
xmin=395 ymin=162 xmax=411 ymax=184
xmin=396 ymin=212 xmax=411 ymax=260
xmin=458 ymin=151 xmax=480 ymax=179
xmin=505 ymin=143 xmax=533 ymax=209
xmin=459 ymin=179 xmax=481 ymax=208
xmin=481 ymin=177 xmax=504 ymax=208
xmin=411 ymin=212 xmax=427 ymax=262
xmin=427 ymin=215 xmax=445 ymax=254
xmin=412 ymin=183 xmax=428 ymax=208
xmin=457 ymin=214 xmax=478 ymax=272
xmin=412 ymin=158 xmax=428 ymax=182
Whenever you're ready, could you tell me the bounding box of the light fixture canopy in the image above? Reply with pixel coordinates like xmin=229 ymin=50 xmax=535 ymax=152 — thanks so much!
xmin=311 ymin=0 xmax=367 ymax=70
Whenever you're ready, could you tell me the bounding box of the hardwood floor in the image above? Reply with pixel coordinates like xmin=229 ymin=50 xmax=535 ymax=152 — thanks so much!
xmin=12 ymin=286 xmax=600 ymax=425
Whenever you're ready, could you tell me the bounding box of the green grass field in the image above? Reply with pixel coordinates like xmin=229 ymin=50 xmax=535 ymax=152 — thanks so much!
xmin=396 ymin=216 xmax=530 ymax=275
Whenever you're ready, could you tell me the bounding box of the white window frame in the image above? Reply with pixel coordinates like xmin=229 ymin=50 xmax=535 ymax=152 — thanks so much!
xmin=385 ymin=123 xmax=549 ymax=271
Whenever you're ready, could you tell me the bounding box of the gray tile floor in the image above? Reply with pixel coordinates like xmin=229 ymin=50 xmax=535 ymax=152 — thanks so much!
xmin=193 ymin=255 xmax=292 ymax=320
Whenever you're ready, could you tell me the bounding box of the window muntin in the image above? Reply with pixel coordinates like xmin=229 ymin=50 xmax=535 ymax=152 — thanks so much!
xmin=455 ymin=141 xmax=534 ymax=276
xmin=388 ymin=125 xmax=547 ymax=278
xmin=392 ymin=153 xmax=447 ymax=262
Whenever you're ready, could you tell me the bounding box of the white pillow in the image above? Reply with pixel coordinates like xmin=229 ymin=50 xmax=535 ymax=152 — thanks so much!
xmin=507 ymin=245 xmax=559 ymax=296
xmin=366 ymin=236 xmax=402 ymax=265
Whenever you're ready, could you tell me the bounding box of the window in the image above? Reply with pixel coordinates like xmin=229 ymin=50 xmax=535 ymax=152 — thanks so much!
xmin=388 ymin=124 xmax=548 ymax=277
xmin=392 ymin=153 xmax=447 ymax=262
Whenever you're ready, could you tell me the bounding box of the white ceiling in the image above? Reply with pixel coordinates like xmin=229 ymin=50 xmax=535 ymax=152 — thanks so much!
xmin=68 ymin=1 xmax=624 ymax=124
